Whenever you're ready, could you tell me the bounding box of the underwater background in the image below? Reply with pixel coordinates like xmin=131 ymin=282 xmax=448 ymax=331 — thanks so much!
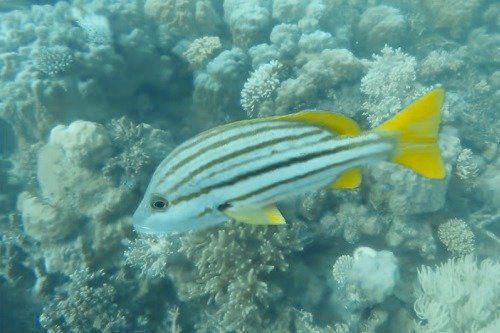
xmin=0 ymin=0 xmax=499 ymax=332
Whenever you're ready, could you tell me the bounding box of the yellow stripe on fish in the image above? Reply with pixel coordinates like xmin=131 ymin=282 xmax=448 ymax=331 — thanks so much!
xmin=133 ymin=88 xmax=445 ymax=234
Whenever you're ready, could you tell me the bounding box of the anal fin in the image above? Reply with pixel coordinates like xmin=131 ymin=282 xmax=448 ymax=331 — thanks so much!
xmin=329 ymin=168 xmax=362 ymax=189
xmin=223 ymin=205 xmax=286 ymax=225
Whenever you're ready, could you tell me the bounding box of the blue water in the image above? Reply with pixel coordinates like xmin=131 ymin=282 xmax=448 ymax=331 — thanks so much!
xmin=0 ymin=0 xmax=498 ymax=332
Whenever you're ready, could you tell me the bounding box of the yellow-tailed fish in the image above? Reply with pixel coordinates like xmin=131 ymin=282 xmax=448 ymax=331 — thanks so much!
xmin=133 ymin=88 xmax=445 ymax=234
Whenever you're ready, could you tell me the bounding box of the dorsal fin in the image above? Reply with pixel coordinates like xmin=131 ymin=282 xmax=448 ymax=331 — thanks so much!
xmin=275 ymin=111 xmax=361 ymax=135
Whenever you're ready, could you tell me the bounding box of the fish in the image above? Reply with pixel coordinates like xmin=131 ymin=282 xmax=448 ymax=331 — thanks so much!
xmin=133 ymin=88 xmax=445 ymax=234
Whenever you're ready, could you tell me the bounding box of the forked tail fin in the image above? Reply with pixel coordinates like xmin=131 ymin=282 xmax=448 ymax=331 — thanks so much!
xmin=375 ymin=88 xmax=446 ymax=179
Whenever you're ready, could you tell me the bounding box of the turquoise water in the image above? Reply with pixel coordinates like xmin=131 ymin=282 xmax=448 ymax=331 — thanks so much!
xmin=0 ymin=0 xmax=499 ymax=332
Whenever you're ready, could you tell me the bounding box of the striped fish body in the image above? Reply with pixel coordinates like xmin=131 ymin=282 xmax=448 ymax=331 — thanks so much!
xmin=133 ymin=89 xmax=445 ymax=234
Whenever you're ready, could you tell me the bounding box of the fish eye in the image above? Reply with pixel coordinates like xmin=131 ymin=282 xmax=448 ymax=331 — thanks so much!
xmin=150 ymin=196 xmax=168 ymax=210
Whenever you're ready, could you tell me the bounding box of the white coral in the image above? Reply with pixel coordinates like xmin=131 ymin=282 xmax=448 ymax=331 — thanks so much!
xmin=34 ymin=46 xmax=73 ymax=76
xmin=240 ymin=60 xmax=282 ymax=117
xmin=75 ymin=13 xmax=112 ymax=45
xmin=332 ymin=247 xmax=399 ymax=310
xmin=124 ymin=235 xmax=176 ymax=279
xmin=361 ymin=46 xmax=422 ymax=126
xmin=414 ymin=255 xmax=500 ymax=332
xmin=183 ymin=36 xmax=221 ymax=68
xmin=437 ymin=218 xmax=475 ymax=256
xmin=455 ymin=148 xmax=480 ymax=181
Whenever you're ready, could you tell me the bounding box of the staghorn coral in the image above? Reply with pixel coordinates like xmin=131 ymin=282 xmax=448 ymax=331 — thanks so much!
xmin=293 ymin=309 xmax=348 ymax=333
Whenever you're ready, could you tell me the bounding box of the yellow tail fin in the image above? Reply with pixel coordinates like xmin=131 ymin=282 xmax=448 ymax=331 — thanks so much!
xmin=375 ymin=88 xmax=446 ymax=179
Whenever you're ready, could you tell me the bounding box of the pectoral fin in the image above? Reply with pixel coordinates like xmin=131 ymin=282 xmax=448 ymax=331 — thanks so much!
xmin=223 ymin=205 xmax=286 ymax=225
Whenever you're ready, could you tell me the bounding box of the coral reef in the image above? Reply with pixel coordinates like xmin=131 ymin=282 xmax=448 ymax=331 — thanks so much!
xmin=361 ymin=46 xmax=421 ymax=126
xmin=241 ymin=60 xmax=283 ymax=117
xmin=40 ymin=268 xmax=128 ymax=332
xmin=414 ymin=255 xmax=500 ymax=332
xmin=0 ymin=0 xmax=498 ymax=332
xmin=437 ymin=218 xmax=475 ymax=256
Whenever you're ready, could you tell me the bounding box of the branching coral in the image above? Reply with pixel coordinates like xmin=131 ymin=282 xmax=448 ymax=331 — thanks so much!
xmin=361 ymin=46 xmax=422 ymax=126
xmin=34 ymin=46 xmax=73 ymax=77
xmin=455 ymin=148 xmax=480 ymax=182
xmin=103 ymin=117 xmax=174 ymax=189
xmin=75 ymin=13 xmax=112 ymax=45
xmin=183 ymin=36 xmax=222 ymax=68
xmin=178 ymin=222 xmax=303 ymax=331
xmin=0 ymin=0 xmax=497 ymax=331
xmin=124 ymin=235 xmax=176 ymax=279
xmin=437 ymin=218 xmax=475 ymax=256
xmin=40 ymin=268 xmax=128 ymax=333
xmin=419 ymin=50 xmax=464 ymax=81
xmin=240 ymin=60 xmax=283 ymax=117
